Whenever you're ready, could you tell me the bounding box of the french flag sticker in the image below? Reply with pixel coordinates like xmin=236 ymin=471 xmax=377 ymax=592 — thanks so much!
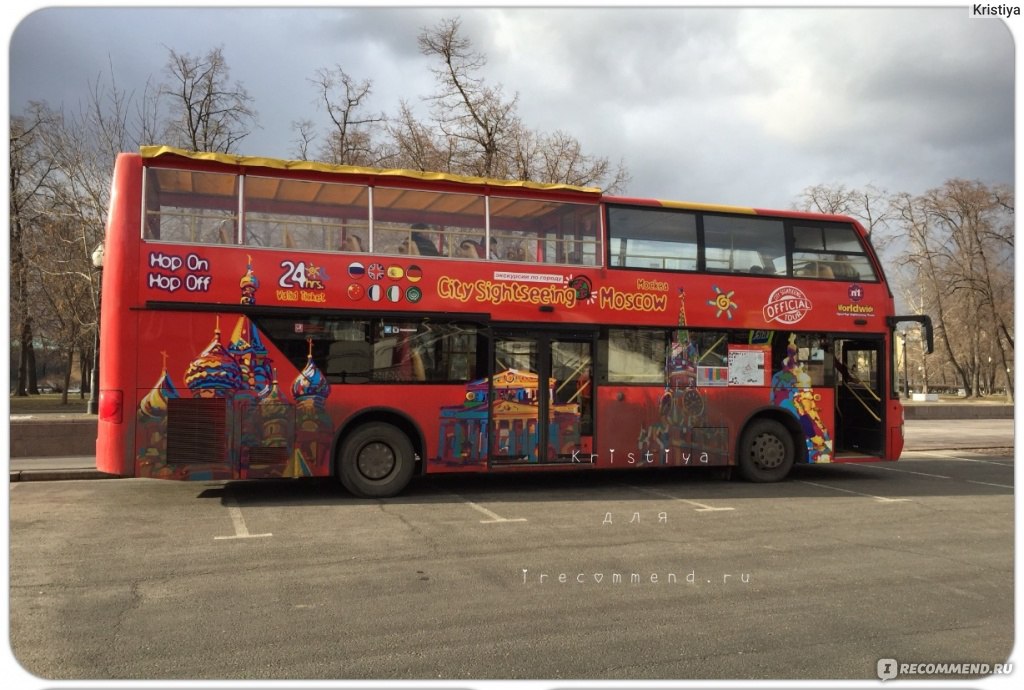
xmin=368 ymin=284 xmax=383 ymax=302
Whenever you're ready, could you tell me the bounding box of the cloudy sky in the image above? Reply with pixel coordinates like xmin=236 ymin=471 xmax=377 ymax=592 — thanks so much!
xmin=4 ymin=2 xmax=1016 ymax=211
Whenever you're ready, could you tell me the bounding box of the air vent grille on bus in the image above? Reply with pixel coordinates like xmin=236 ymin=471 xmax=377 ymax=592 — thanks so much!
xmin=167 ymin=398 xmax=227 ymax=464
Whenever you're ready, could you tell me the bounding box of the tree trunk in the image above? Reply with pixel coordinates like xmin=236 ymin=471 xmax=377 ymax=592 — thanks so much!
xmin=61 ymin=347 xmax=74 ymax=405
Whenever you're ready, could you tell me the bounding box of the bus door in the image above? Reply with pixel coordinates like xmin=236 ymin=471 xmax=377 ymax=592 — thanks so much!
xmin=834 ymin=337 xmax=884 ymax=455
xmin=490 ymin=330 xmax=594 ymax=464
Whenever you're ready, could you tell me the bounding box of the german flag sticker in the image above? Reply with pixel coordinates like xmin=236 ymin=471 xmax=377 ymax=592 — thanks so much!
xmin=406 ymin=265 xmax=423 ymax=282
xmin=387 ymin=265 xmax=405 ymax=280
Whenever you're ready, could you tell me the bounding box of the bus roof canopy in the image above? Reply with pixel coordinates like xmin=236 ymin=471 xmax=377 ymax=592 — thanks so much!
xmin=140 ymin=145 xmax=603 ymax=196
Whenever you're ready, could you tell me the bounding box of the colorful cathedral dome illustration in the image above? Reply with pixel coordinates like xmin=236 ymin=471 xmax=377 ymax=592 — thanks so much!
xmin=260 ymin=370 xmax=288 ymax=413
xmin=291 ymin=338 xmax=330 ymax=402
xmin=139 ymin=353 xmax=180 ymax=422
xmin=184 ymin=319 xmax=244 ymax=396
xmin=228 ymin=316 xmax=273 ymax=394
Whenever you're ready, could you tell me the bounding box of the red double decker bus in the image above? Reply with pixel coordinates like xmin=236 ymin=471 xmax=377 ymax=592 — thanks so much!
xmin=95 ymin=146 xmax=931 ymax=497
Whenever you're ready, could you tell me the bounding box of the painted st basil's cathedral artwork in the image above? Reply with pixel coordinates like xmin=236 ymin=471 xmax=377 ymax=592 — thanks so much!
xmin=136 ymin=258 xmax=333 ymax=479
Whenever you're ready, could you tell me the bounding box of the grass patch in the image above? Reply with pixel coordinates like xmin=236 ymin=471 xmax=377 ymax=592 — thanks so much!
xmin=9 ymin=393 xmax=91 ymax=415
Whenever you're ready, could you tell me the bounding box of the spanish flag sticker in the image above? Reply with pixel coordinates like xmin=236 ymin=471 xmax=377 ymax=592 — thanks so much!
xmin=387 ymin=265 xmax=405 ymax=280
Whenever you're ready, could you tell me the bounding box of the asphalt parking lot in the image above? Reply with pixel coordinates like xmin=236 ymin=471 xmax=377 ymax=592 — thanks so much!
xmin=8 ymin=447 xmax=1014 ymax=682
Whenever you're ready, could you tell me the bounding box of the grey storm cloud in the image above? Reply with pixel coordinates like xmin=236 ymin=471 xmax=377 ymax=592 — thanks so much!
xmin=6 ymin=3 xmax=1014 ymax=209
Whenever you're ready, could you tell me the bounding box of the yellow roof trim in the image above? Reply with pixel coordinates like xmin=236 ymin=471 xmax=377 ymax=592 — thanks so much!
xmin=140 ymin=145 xmax=602 ymax=195
xmin=656 ymin=199 xmax=757 ymax=215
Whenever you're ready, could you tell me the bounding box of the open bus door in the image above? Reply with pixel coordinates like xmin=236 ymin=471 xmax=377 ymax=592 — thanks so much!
xmin=834 ymin=316 xmax=933 ymax=458
xmin=834 ymin=337 xmax=885 ymax=455
xmin=489 ymin=329 xmax=595 ymax=464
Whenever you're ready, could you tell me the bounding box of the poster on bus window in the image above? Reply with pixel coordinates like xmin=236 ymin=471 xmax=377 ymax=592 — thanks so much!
xmin=727 ymin=345 xmax=770 ymax=386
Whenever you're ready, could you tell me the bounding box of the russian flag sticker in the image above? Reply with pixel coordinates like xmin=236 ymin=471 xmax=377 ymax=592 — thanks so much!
xmin=348 ymin=262 xmax=365 ymax=279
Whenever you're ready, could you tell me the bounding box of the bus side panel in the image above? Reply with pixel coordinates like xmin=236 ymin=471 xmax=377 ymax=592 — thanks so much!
xmin=595 ymin=385 xmax=837 ymax=469
xmin=888 ymin=399 xmax=905 ymax=460
xmin=595 ymin=387 xmax=739 ymax=468
xmin=97 ymin=154 xmax=143 ymax=476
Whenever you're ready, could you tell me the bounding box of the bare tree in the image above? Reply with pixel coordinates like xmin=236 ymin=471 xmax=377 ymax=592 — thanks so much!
xmin=10 ymin=103 xmax=60 ymax=396
xmin=10 ymin=61 xmax=148 ymax=401
xmin=410 ymin=17 xmax=629 ymax=191
xmin=290 ymin=118 xmax=317 ymax=160
xmin=796 ymin=183 xmax=894 ymax=248
xmin=384 ymin=99 xmax=454 ymax=172
xmin=503 ymin=122 xmax=627 ymax=191
xmin=25 ymin=215 xmax=96 ymax=403
xmin=304 ymin=66 xmax=386 ymax=166
xmin=161 ymin=46 xmax=258 ymax=153
xmin=418 ymin=17 xmax=520 ymax=178
xmin=893 ymin=180 xmax=1014 ymax=400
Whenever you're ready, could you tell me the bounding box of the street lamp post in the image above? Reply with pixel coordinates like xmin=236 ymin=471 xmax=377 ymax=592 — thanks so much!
xmin=86 ymin=242 xmax=105 ymax=414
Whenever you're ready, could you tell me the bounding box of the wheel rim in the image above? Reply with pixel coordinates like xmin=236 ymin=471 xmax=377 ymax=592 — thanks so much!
xmin=750 ymin=432 xmax=786 ymax=470
xmin=356 ymin=441 xmax=397 ymax=480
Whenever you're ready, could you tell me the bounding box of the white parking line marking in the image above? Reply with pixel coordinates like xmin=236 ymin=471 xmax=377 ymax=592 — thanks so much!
xmin=856 ymin=457 xmax=1012 ymax=489
xmin=913 ymin=451 xmax=1014 ymax=466
xmin=215 ymin=497 xmax=272 ymax=540
xmin=461 ymin=499 xmax=527 ymax=524
xmin=965 ymin=479 xmax=1015 ymax=490
xmin=624 ymin=484 xmax=734 ymax=512
xmin=795 ymin=480 xmax=911 ymax=502
xmin=867 ymin=464 xmax=952 ymax=479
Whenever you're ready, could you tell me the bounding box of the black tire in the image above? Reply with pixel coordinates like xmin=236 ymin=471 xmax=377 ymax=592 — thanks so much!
xmin=337 ymin=422 xmax=415 ymax=498
xmin=738 ymin=419 xmax=795 ymax=482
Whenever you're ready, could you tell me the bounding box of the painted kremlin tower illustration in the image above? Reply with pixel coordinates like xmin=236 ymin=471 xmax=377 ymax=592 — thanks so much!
xmin=286 ymin=338 xmax=332 ymax=477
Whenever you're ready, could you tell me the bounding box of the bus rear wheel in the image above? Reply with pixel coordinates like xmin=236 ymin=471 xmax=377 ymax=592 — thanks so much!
xmin=738 ymin=419 xmax=795 ymax=482
xmin=337 ymin=422 xmax=415 ymax=498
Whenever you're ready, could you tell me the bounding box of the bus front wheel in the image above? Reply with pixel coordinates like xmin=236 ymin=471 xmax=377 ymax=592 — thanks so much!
xmin=738 ymin=419 xmax=795 ymax=482
xmin=337 ymin=422 xmax=415 ymax=498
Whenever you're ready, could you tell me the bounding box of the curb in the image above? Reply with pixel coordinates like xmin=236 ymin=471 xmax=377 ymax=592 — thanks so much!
xmin=9 ymin=470 xmax=118 ymax=482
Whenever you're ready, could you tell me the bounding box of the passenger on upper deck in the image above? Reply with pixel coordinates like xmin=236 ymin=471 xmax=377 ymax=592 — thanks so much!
xmin=341 ymin=234 xmax=364 ymax=252
xmin=400 ymin=224 xmax=441 ymax=256
xmin=456 ymin=239 xmax=484 ymax=258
